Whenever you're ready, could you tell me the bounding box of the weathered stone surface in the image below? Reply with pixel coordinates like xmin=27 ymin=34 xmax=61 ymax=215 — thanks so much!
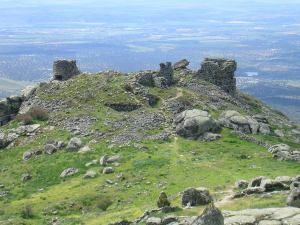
xmin=260 ymin=179 xmax=289 ymax=192
xmin=291 ymin=181 xmax=300 ymax=190
xmin=44 ymin=144 xmax=58 ymax=155
xmin=161 ymin=216 xmax=177 ymax=225
xmin=66 ymin=137 xmax=82 ymax=151
xmin=53 ymin=60 xmax=80 ymax=81
xmin=60 ymin=168 xmax=79 ymax=178
xmin=103 ymin=167 xmax=114 ymax=174
xmin=182 ymin=187 xmax=213 ymax=206
xmin=83 ymin=170 xmax=97 ymax=179
xmin=21 ymin=173 xmax=32 ymax=182
xmin=23 ymin=149 xmax=42 ymax=160
xmin=191 ymin=205 xmax=224 ymax=225
xmin=287 ymin=188 xmax=300 ymax=208
xmin=248 ymin=176 xmax=266 ymax=188
xmin=146 ymin=217 xmax=161 ymax=225
xmin=241 ymin=187 xmax=265 ymax=195
xmin=275 ymin=176 xmax=293 ymax=185
xmin=173 ymin=59 xmax=190 ymax=70
xmin=235 ymin=180 xmax=249 ymax=189
xmin=197 ymin=58 xmax=236 ymax=94
xmin=157 ymin=192 xmax=171 ymax=208
xmin=268 ymin=144 xmax=300 ymax=162
xmin=219 ymin=110 xmax=261 ymax=134
xmin=175 ymin=109 xmax=220 ymax=140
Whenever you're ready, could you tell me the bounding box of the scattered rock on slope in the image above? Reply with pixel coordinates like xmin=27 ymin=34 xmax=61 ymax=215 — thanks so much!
xmin=182 ymin=187 xmax=213 ymax=206
xmin=60 ymin=168 xmax=79 ymax=178
xmin=191 ymin=204 xmax=224 ymax=225
xmin=66 ymin=137 xmax=82 ymax=151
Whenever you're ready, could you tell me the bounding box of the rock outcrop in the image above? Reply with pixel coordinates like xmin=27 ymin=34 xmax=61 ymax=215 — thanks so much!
xmin=53 ymin=60 xmax=80 ymax=81
xmin=191 ymin=204 xmax=224 ymax=225
xmin=287 ymin=188 xmax=300 ymax=208
xmin=197 ymin=58 xmax=237 ymax=94
xmin=182 ymin=187 xmax=213 ymax=207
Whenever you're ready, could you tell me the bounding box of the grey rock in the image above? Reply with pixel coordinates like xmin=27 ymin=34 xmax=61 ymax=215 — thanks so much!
xmin=107 ymin=155 xmax=122 ymax=163
xmin=173 ymin=59 xmax=190 ymax=70
xmin=60 ymin=168 xmax=79 ymax=178
xmin=182 ymin=187 xmax=213 ymax=207
xmin=248 ymin=176 xmax=267 ymax=188
xmin=175 ymin=109 xmax=220 ymax=140
xmin=268 ymin=144 xmax=300 ymax=161
xmin=44 ymin=144 xmax=58 ymax=155
xmin=275 ymin=176 xmax=292 ymax=185
xmin=191 ymin=204 xmax=224 ymax=225
xmin=136 ymin=72 xmax=155 ymax=87
xmin=200 ymin=132 xmax=222 ymax=142
xmin=100 ymin=155 xmax=109 ymax=166
xmin=291 ymin=181 xmax=300 ymax=190
xmin=274 ymin=129 xmax=285 ymax=137
xmin=83 ymin=170 xmax=97 ymax=179
xmin=66 ymin=137 xmax=82 ymax=151
xmin=235 ymin=180 xmax=249 ymax=189
xmin=23 ymin=149 xmax=42 ymax=160
xmin=161 ymin=216 xmax=177 ymax=225
xmin=78 ymin=145 xmax=91 ymax=154
xmin=242 ymin=187 xmax=265 ymax=195
xmin=287 ymin=188 xmax=300 ymax=208
xmin=260 ymin=179 xmax=289 ymax=192
xmin=259 ymin=123 xmax=271 ymax=135
xmin=146 ymin=217 xmax=162 ymax=225
xmin=53 ymin=60 xmax=80 ymax=81
xmin=21 ymin=173 xmax=32 ymax=182
xmin=103 ymin=167 xmax=114 ymax=174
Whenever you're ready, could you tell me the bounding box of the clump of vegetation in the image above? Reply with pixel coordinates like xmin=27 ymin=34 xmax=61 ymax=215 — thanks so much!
xmin=21 ymin=205 xmax=34 ymax=219
xmin=16 ymin=107 xmax=48 ymax=124
xmin=96 ymin=197 xmax=113 ymax=211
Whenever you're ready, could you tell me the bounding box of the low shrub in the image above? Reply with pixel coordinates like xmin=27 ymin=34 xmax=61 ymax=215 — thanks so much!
xmin=16 ymin=113 xmax=33 ymax=125
xmin=28 ymin=107 xmax=49 ymax=121
xmin=21 ymin=205 xmax=34 ymax=219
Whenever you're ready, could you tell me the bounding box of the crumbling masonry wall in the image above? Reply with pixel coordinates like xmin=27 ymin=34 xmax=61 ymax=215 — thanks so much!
xmin=197 ymin=58 xmax=237 ymax=94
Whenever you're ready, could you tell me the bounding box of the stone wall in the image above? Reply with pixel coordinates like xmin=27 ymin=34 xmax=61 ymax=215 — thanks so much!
xmin=53 ymin=60 xmax=80 ymax=81
xmin=197 ymin=58 xmax=237 ymax=94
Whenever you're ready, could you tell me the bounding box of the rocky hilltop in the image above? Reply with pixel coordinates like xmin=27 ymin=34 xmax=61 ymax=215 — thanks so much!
xmin=0 ymin=58 xmax=299 ymax=225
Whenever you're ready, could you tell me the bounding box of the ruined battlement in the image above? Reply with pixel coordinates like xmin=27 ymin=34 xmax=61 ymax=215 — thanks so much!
xmin=197 ymin=58 xmax=237 ymax=94
xmin=53 ymin=60 xmax=80 ymax=81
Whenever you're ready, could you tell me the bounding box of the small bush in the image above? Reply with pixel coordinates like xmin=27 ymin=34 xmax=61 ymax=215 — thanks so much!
xmin=28 ymin=107 xmax=49 ymax=121
xmin=16 ymin=114 xmax=33 ymax=125
xmin=16 ymin=107 xmax=48 ymax=124
xmin=96 ymin=197 xmax=113 ymax=211
xmin=21 ymin=205 xmax=34 ymax=219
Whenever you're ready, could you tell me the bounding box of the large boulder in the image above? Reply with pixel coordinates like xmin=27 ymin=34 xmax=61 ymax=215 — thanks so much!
xmin=191 ymin=204 xmax=224 ymax=225
xmin=268 ymin=144 xmax=300 ymax=161
xmin=260 ymin=179 xmax=289 ymax=192
xmin=182 ymin=187 xmax=213 ymax=207
xmin=60 ymin=168 xmax=79 ymax=178
xmin=66 ymin=137 xmax=82 ymax=151
xmin=175 ymin=109 xmax=220 ymax=140
xmin=173 ymin=59 xmax=190 ymax=70
xmin=287 ymin=188 xmax=300 ymax=208
xmin=219 ymin=110 xmax=260 ymax=134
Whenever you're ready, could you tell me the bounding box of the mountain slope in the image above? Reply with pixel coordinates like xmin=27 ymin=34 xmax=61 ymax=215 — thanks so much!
xmin=0 ymin=66 xmax=299 ymax=224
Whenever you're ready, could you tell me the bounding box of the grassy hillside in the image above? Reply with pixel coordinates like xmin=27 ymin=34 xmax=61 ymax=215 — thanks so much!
xmin=0 ymin=72 xmax=299 ymax=224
